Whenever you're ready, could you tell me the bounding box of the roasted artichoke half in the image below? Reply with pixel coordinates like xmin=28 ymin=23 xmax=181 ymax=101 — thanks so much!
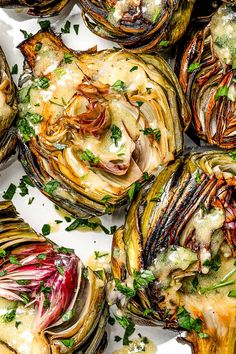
xmin=0 ymin=0 xmax=70 ymax=16
xmin=78 ymin=0 xmax=196 ymax=52
xmin=0 ymin=200 xmax=108 ymax=354
xmin=17 ymin=30 xmax=190 ymax=217
xmin=178 ymin=3 xmax=236 ymax=149
xmin=110 ymin=151 xmax=236 ymax=354
xmin=0 ymin=46 xmax=17 ymax=164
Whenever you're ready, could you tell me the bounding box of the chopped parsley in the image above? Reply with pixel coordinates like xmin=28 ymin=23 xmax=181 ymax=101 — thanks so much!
xmin=2 ymin=303 xmax=17 ymax=323
xmin=20 ymin=293 xmax=30 ymax=305
xmin=112 ymin=80 xmax=126 ymax=92
xmin=115 ymin=315 xmax=135 ymax=345
xmin=73 ymin=24 xmax=80 ymax=35
xmin=35 ymin=42 xmax=42 ymax=52
xmin=228 ymin=290 xmax=236 ymax=298
xmin=130 ymin=66 xmax=138 ymax=72
xmin=143 ymin=172 xmax=150 ymax=181
xmin=56 ymin=246 xmax=74 ymax=254
xmin=128 ymin=182 xmax=141 ymax=202
xmin=60 ymin=338 xmax=75 ymax=348
xmin=150 ymin=188 xmax=164 ymax=202
xmin=15 ymin=321 xmax=22 ymax=329
xmin=215 ymin=86 xmax=229 ymax=100
xmin=28 ymin=197 xmax=35 ymax=205
xmin=42 ymin=224 xmax=50 ymax=236
xmin=39 ymin=20 xmax=50 ymax=29
xmin=111 ymin=124 xmax=122 ymax=147
xmin=159 ymin=40 xmax=170 ymax=47
xmin=56 ymin=265 xmax=65 ymax=276
xmin=115 ymin=279 xmax=136 ymax=298
xmin=17 ymin=116 xmax=36 ymax=142
xmin=229 ymin=150 xmax=236 ymax=161
xmin=16 ymin=280 xmax=31 ymax=285
xmin=9 ymin=255 xmax=20 ymax=265
xmin=177 ymin=307 xmax=202 ymax=333
xmin=146 ymin=87 xmax=152 ymax=94
xmin=0 ymin=249 xmax=6 ymax=258
xmin=2 ymin=183 xmax=16 ymax=200
xmin=64 ymin=53 xmax=73 ymax=64
xmin=195 ymin=170 xmax=201 ymax=184
xmin=61 ymin=20 xmax=71 ymax=34
xmin=136 ymin=101 xmax=144 ymax=107
xmin=188 ymin=62 xmax=200 ymax=73
xmin=202 ymin=254 xmax=221 ymax=271
xmin=0 ymin=270 xmax=7 ymax=276
xmin=94 ymin=251 xmax=109 ymax=260
xmin=37 ymin=253 xmax=47 ymax=260
xmin=36 ymin=77 xmax=50 ymax=89
xmin=101 ymin=195 xmax=112 ymax=203
xmin=140 ymin=127 xmax=161 ymax=141
xmin=62 ymin=309 xmax=74 ymax=322
xmin=43 ymin=180 xmax=60 ymax=195
xmin=20 ymin=29 xmax=32 ymax=39
xmin=11 ymin=64 xmax=18 ymax=75
xmin=81 ymin=149 xmax=100 ymax=164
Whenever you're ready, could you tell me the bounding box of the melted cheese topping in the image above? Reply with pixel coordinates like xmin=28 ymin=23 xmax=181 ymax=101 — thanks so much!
xmin=211 ymin=5 xmax=236 ymax=66
xmin=112 ymin=337 xmax=157 ymax=354
xmin=0 ymin=298 xmax=49 ymax=354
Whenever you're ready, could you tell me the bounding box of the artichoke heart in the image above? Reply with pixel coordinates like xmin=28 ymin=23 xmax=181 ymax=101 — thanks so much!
xmin=78 ymin=0 xmax=196 ymax=52
xmin=17 ymin=30 xmax=190 ymax=217
xmin=0 ymin=46 xmax=17 ymax=164
xmin=0 ymin=201 xmax=108 ymax=354
xmin=111 ymin=151 xmax=236 ymax=354
xmin=0 ymin=0 xmax=70 ymax=16
xmin=178 ymin=3 xmax=236 ymax=149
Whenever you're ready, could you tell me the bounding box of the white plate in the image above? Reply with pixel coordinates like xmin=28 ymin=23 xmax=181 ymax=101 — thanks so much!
xmin=0 ymin=2 xmax=191 ymax=353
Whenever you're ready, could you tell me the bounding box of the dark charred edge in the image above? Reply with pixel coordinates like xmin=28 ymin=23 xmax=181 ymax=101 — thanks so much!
xmin=79 ymin=0 xmax=195 ymax=52
xmin=18 ymin=139 xmax=107 ymax=218
xmin=144 ymin=159 xmax=186 ymax=266
xmin=0 ymin=0 xmax=71 ymax=17
xmin=73 ymin=304 xmax=109 ymax=354
xmin=0 ymin=126 xmax=18 ymax=164
xmin=0 ymin=339 xmax=17 ymax=353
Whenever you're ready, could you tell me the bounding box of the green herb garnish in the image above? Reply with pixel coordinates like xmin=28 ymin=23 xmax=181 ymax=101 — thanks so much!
xmin=61 ymin=21 xmax=71 ymax=34
xmin=60 ymin=338 xmax=75 ymax=348
xmin=11 ymin=64 xmax=18 ymax=75
xmin=42 ymin=224 xmax=51 ymax=236
xmin=128 ymin=182 xmax=141 ymax=202
xmin=64 ymin=53 xmax=73 ymax=64
xmin=188 ymin=62 xmax=200 ymax=73
xmin=39 ymin=20 xmax=50 ymax=29
xmin=111 ymin=124 xmax=122 ymax=147
xmin=140 ymin=127 xmax=161 ymax=141
xmin=81 ymin=149 xmax=100 ymax=164
xmin=215 ymin=86 xmax=229 ymax=100
xmin=130 ymin=66 xmax=138 ymax=72
xmin=112 ymin=80 xmax=126 ymax=92
xmin=43 ymin=180 xmax=60 ymax=195
xmin=73 ymin=24 xmax=80 ymax=35
xmin=2 ymin=183 xmax=16 ymax=200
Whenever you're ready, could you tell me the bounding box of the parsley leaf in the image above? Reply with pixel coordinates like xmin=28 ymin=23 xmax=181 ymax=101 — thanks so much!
xmin=42 ymin=224 xmax=51 ymax=236
xmin=2 ymin=183 xmax=16 ymax=200
xmin=60 ymin=338 xmax=75 ymax=348
xmin=188 ymin=62 xmax=200 ymax=73
xmin=112 ymin=80 xmax=126 ymax=92
xmin=128 ymin=182 xmax=141 ymax=202
xmin=43 ymin=180 xmax=60 ymax=195
xmin=61 ymin=21 xmax=71 ymax=34
xmin=73 ymin=24 xmax=80 ymax=35
xmin=81 ymin=149 xmax=100 ymax=164
xmin=111 ymin=124 xmax=122 ymax=147
xmin=215 ymin=86 xmax=229 ymax=100
xmin=140 ymin=127 xmax=161 ymax=141
xmin=11 ymin=64 xmax=18 ymax=75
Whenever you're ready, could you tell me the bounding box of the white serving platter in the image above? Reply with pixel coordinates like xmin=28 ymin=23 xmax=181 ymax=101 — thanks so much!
xmin=0 ymin=2 xmax=191 ymax=352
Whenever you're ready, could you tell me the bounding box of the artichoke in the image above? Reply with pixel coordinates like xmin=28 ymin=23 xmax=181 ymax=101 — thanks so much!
xmin=111 ymin=151 xmax=236 ymax=354
xmin=78 ymin=0 xmax=196 ymax=52
xmin=0 ymin=46 xmax=17 ymax=164
xmin=0 ymin=0 xmax=70 ymax=16
xmin=178 ymin=3 xmax=236 ymax=149
xmin=17 ymin=30 xmax=190 ymax=217
xmin=0 ymin=200 xmax=108 ymax=354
